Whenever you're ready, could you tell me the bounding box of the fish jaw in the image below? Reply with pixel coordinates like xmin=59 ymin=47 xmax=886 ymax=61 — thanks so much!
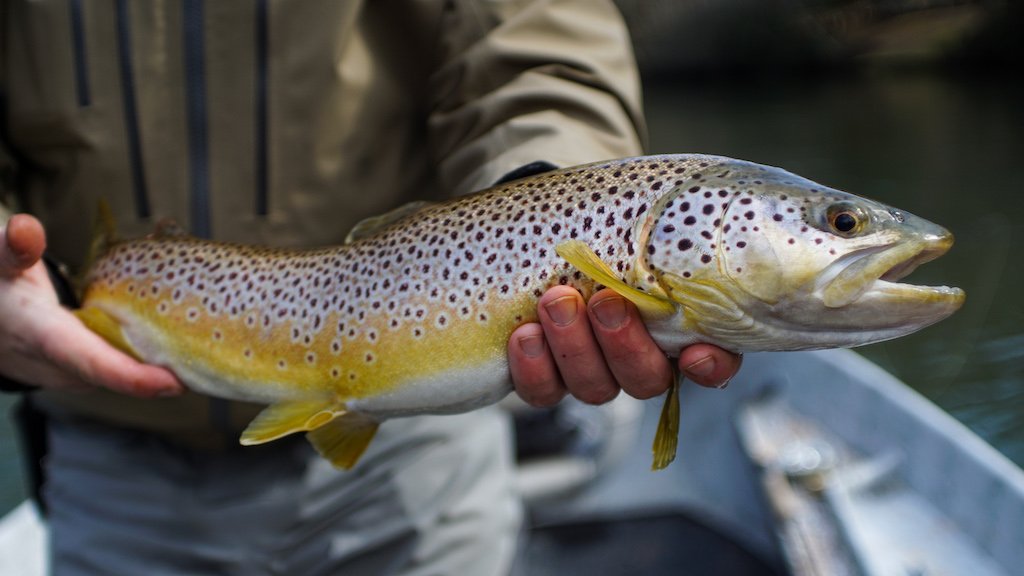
xmin=725 ymin=223 xmax=964 ymax=351
xmin=803 ymin=230 xmax=965 ymax=344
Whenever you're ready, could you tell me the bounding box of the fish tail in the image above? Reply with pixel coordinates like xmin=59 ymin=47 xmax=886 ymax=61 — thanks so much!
xmin=75 ymin=199 xmax=119 ymax=293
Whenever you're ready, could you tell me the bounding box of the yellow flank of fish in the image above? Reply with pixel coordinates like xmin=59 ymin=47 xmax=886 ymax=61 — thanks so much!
xmin=84 ymin=275 xmax=533 ymax=400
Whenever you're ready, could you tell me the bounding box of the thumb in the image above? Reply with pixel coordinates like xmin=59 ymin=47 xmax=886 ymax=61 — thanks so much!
xmin=0 ymin=214 xmax=47 ymax=275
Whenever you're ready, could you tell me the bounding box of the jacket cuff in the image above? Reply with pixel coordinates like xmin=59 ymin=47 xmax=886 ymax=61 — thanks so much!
xmin=0 ymin=377 xmax=37 ymax=393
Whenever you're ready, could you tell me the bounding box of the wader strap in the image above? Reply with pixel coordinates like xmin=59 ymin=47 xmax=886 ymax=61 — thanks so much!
xmin=13 ymin=397 xmax=48 ymax=515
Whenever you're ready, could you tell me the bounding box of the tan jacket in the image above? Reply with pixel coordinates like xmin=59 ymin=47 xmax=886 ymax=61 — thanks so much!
xmin=1 ymin=0 xmax=645 ymax=446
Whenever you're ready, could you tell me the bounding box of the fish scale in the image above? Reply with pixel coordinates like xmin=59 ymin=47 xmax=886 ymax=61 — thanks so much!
xmin=75 ymin=154 xmax=965 ymax=470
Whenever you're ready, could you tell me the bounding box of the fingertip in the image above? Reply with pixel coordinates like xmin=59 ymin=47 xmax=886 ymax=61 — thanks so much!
xmin=508 ymin=323 xmax=566 ymax=407
xmin=537 ymin=284 xmax=583 ymax=307
xmin=679 ymin=345 xmax=743 ymax=388
xmin=139 ymin=367 xmax=186 ymax=398
xmin=589 ymin=289 xmax=630 ymax=330
xmin=509 ymin=322 xmax=547 ymax=359
xmin=111 ymin=366 xmax=185 ymax=398
xmin=6 ymin=214 xmax=47 ymax=269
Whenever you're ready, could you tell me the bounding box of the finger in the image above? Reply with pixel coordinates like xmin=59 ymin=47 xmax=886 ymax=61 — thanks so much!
xmin=537 ymin=286 xmax=619 ymax=405
xmin=0 ymin=214 xmax=47 ymax=275
xmin=37 ymin=309 xmax=184 ymax=397
xmin=678 ymin=344 xmax=743 ymax=388
xmin=587 ymin=289 xmax=673 ymax=399
xmin=508 ymin=323 xmax=567 ymax=407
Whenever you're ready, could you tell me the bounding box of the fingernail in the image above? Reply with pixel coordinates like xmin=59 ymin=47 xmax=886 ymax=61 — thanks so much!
xmin=716 ymin=378 xmax=731 ymax=390
xmin=518 ymin=334 xmax=546 ymax=358
xmin=544 ymin=295 xmax=578 ymax=327
xmin=684 ymin=356 xmax=715 ymax=378
xmin=592 ymin=296 xmax=627 ymax=329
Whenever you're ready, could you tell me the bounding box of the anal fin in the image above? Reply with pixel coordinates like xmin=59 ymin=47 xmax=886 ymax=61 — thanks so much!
xmin=240 ymin=400 xmax=345 ymax=445
xmin=305 ymin=413 xmax=380 ymax=469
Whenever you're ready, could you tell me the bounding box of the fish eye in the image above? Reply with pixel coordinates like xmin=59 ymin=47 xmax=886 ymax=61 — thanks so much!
xmin=834 ymin=212 xmax=857 ymax=232
xmin=826 ymin=203 xmax=865 ymax=237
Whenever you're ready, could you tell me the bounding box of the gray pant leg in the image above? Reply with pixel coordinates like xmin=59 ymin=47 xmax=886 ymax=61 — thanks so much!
xmin=44 ymin=407 xmax=520 ymax=576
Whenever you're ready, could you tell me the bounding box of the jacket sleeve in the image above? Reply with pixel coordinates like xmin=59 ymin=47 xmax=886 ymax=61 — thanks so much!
xmin=427 ymin=0 xmax=647 ymax=196
xmin=0 ymin=0 xmax=16 ymax=223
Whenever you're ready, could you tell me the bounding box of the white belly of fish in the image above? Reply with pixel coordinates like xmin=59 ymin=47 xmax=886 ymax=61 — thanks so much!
xmin=346 ymin=357 xmax=513 ymax=419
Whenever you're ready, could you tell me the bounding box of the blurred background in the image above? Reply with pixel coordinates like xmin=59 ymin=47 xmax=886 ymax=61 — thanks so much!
xmin=1 ymin=0 xmax=1022 ymax=517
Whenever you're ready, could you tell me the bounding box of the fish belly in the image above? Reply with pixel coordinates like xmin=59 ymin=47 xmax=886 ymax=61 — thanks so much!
xmin=346 ymin=356 xmax=512 ymax=419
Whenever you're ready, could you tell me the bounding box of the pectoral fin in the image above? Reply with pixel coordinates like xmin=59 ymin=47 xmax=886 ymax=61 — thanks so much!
xmin=73 ymin=307 xmax=141 ymax=360
xmin=556 ymin=240 xmax=675 ymax=319
xmin=240 ymin=400 xmax=346 ymax=445
xmin=651 ymin=371 xmax=681 ymax=471
xmin=305 ymin=412 xmax=380 ymax=469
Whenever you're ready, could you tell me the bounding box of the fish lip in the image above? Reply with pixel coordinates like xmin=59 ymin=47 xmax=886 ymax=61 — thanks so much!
xmin=878 ymin=234 xmax=952 ymax=282
xmin=867 ymin=235 xmax=964 ymax=306
xmin=817 ymin=233 xmax=961 ymax=309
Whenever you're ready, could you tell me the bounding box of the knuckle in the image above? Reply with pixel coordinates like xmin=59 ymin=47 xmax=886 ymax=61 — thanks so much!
xmin=623 ymin=376 xmax=669 ymax=400
xmin=576 ymin=383 xmax=620 ymax=406
xmin=527 ymin=387 xmax=566 ymax=408
xmin=619 ymin=360 xmax=672 ymax=400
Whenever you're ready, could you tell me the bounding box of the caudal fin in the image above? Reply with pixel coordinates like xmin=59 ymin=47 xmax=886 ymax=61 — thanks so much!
xmin=76 ymin=200 xmax=119 ymax=292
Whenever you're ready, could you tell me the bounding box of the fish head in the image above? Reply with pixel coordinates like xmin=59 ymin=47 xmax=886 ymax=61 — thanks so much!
xmin=638 ymin=158 xmax=965 ymax=350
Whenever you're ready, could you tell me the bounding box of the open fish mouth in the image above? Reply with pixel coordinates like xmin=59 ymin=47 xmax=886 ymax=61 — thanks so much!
xmin=879 ymin=242 xmax=948 ymax=282
xmin=818 ymin=234 xmax=965 ymax=310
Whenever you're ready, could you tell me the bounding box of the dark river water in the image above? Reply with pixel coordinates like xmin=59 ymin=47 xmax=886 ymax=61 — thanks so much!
xmin=1 ymin=71 xmax=1021 ymax=515
xmin=643 ymin=71 xmax=1024 ymax=467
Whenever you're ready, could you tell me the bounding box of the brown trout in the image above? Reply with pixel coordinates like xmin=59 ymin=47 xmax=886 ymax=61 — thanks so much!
xmin=74 ymin=155 xmax=965 ymax=469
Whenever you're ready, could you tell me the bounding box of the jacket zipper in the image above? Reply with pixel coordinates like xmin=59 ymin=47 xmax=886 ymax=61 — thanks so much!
xmin=68 ymin=0 xmax=90 ymax=107
xmin=255 ymin=0 xmax=269 ymax=216
xmin=183 ymin=0 xmax=210 ymax=237
xmin=183 ymin=0 xmax=233 ymax=434
xmin=115 ymin=0 xmax=151 ymax=219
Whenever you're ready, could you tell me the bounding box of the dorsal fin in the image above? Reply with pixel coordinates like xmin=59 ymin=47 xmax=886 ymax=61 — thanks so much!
xmin=153 ymin=217 xmax=188 ymax=238
xmin=345 ymin=201 xmax=435 ymax=244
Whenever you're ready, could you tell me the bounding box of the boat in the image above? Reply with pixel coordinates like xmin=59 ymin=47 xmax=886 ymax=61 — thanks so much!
xmin=2 ymin=349 xmax=1022 ymax=575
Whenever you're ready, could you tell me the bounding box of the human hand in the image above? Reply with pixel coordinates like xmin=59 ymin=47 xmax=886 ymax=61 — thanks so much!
xmin=508 ymin=286 xmax=742 ymax=406
xmin=0 ymin=214 xmax=184 ymax=396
